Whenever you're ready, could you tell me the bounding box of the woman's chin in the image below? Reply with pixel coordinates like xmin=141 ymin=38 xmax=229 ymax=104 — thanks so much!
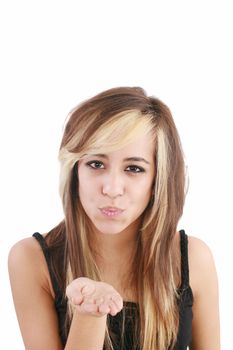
xmin=92 ymin=222 xmax=128 ymax=236
xmin=90 ymin=216 xmax=141 ymax=237
xmin=95 ymin=227 xmax=125 ymax=236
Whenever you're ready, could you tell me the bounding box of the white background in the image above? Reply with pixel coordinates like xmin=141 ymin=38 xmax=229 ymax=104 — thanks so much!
xmin=0 ymin=1 xmax=232 ymax=348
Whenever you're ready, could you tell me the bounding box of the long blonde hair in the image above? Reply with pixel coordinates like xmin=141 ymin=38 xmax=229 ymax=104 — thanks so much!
xmin=56 ymin=87 xmax=186 ymax=349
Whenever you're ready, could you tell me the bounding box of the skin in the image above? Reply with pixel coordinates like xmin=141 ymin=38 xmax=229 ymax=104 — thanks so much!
xmin=77 ymin=134 xmax=155 ymax=238
xmin=8 ymin=133 xmax=220 ymax=349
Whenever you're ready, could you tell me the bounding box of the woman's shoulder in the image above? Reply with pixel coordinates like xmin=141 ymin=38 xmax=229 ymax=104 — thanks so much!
xmin=188 ymin=235 xmax=215 ymax=269
xmin=184 ymin=234 xmax=220 ymax=348
xmin=8 ymin=236 xmax=64 ymax=349
xmin=187 ymin=235 xmax=218 ymax=298
xmin=8 ymin=234 xmax=55 ymax=297
xmin=8 ymin=234 xmax=48 ymax=267
xmin=9 ymin=236 xmax=43 ymax=264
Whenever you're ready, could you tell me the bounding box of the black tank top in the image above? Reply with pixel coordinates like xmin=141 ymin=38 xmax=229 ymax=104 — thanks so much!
xmin=33 ymin=230 xmax=193 ymax=349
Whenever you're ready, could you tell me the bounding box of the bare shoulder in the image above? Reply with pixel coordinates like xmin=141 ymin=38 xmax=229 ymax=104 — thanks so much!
xmin=9 ymin=236 xmax=42 ymax=259
xmin=188 ymin=235 xmax=214 ymax=265
xmin=186 ymin=235 xmax=220 ymax=348
xmin=188 ymin=235 xmax=216 ymax=268
xmin=8 ymin=235 xmax=54 ymax=297
xmin=187 ymin=235 xmax=218 ymax=297
xmin=187 ymin=235 xmax=220 ymax=348
xmin=9 ymin=237 xmax=39 ymax=270
xmin=9 ymin=236 xmax=44 ymax=270
xmin=8 ymin=236 xmax=63 ymax=349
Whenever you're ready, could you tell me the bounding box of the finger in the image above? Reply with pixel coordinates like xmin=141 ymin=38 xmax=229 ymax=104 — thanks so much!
xmin=66 ymin=286 xmax=84 ymax=305
xmin=76 ymin=304 xmax=106 ymax=317
xmin=81 ymin=302 xmax=99 ymax=314
xmin=72 ymin=294 xmax=84 ymax=305
xmin=107 ymin=300 xmax=121 ymax=316
xmin=81 ymin=283 xmax=96 ymax=296
xmin=98 ymin=303 xmax=111 ymax=314
xmin=95 ymin=297 xmax=104 ymax=306
xmin=110 ymin=294 xmax=123 ymax=310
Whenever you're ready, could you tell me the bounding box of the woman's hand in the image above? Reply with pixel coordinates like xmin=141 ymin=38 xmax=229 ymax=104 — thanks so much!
xmin=66 ymin=277 xmax=123 ymax=317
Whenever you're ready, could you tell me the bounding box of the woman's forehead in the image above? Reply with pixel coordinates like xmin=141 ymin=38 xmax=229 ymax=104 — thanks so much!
xmin=83 ymin=133 xmax=155 ymax=161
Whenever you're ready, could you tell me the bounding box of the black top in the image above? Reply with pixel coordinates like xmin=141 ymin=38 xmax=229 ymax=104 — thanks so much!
xmin=33 ymin=230 xmax=193 ymax=349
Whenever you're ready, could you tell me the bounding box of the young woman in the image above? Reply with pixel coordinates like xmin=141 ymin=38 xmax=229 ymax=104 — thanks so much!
xmin=8 ymin=87 xmax=220 ymax=349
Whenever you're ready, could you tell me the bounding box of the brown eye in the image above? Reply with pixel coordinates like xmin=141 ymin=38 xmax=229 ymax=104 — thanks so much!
xmin=125 ymin=165 xmax=145 ymax=173
xmin=86 ymin=161 xmax=104 ymax=169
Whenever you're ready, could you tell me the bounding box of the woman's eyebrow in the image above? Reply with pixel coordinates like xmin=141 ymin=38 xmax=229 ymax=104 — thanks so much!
xmin=92 ymin=154 xmax=150 ymax=164
xmin=123 ymin=157 xmax=150 ymax=164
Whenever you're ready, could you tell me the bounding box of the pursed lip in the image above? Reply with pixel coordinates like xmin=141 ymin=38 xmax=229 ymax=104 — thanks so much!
xmin=99 ymin=206 xmax=125 ymax=217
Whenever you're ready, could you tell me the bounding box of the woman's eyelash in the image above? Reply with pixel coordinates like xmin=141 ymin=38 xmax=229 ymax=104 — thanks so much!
xmin=86 ymin=160 xmax=104 ymax=169
xmin=85 ymin=161 xmax=145 ymax=173
xmin=125 ymin=165 xmax=145 ymax=173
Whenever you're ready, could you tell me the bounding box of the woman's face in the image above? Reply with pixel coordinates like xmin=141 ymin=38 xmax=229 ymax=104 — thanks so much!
xmin=77 ymin=133 xmax=155 ymax=236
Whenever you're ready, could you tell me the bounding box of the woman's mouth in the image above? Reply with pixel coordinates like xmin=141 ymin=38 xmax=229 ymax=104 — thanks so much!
xmin=99 ymin=207 xmax=124 ymax=217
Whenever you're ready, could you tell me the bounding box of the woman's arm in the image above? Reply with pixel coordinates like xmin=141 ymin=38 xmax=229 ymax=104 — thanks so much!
xmin=65 ymin=277 xmax=123 ymax=349
xmin=8 ymin=238 xmax=123 ymax=350
xmin=65 ymin=312 xmax=107 ymax=350
xmin=8 ymin=238 xmax=63 ymax=349
xmin=189 ymin=236 xmax=220 ymax=350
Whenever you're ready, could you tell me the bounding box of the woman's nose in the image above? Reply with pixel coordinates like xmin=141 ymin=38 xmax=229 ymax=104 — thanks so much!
xmin=102 ymin=172 xmax=124 ymax=198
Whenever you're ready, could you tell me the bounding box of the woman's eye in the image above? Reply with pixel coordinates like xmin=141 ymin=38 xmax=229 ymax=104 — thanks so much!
xmin=125 ymin=165 xmax=145 ymax=173
xmin=86 ymin=161 xmax=104 ymax=169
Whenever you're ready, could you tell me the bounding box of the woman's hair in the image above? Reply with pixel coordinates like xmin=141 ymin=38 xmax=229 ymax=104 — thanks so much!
xmin=48 ymin=87 xmax=186 ymax=349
